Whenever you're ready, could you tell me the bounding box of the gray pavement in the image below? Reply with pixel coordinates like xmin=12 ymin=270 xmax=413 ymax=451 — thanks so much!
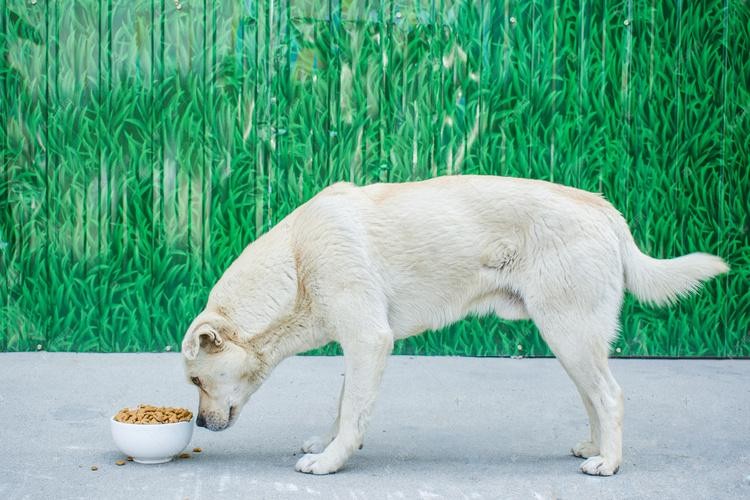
xmin=0 ymin=353 xmax=748 ymax=500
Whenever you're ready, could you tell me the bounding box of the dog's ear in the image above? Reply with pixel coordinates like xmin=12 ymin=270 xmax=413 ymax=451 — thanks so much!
xmin=182 ymin=315 xmax=227 ymax=360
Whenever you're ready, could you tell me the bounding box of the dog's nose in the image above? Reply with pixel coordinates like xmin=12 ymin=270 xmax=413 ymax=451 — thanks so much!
xmin=196 ymin=414 xmax=206 ymax=427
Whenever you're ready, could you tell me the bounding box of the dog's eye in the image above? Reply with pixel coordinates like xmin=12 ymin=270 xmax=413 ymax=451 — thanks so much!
xmin=191 ymin=377 xmax=201 ymax=387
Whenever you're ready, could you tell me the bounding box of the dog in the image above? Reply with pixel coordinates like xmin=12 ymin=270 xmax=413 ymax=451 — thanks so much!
xmin=181 ymin=175 xmax=728 ymax=476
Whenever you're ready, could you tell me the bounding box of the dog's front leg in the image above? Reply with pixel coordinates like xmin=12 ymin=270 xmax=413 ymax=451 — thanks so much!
xmin=301 ymin=380 xmax=343 ymax=454
xmin=295 ymin=330 xmax=393 ymax=474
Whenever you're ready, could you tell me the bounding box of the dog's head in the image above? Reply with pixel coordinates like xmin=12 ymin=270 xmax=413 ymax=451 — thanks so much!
xmin=181 ymin=312 xmax=267 ymax=431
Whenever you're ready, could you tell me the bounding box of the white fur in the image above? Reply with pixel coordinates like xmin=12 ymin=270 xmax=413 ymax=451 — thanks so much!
xmin=181 ymin=175 xmax=728 ymax=476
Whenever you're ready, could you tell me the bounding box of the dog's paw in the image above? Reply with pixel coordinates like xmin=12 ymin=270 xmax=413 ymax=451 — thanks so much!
xmin=571 ymin=440 xmax=600 ymax=459
xmin=295 ymin=452 xmax=343 ymax=475
xmin=580 ymin=455 xmax=620 ymax=476
xmin=301 ymin=436 xmax=327 ymax=454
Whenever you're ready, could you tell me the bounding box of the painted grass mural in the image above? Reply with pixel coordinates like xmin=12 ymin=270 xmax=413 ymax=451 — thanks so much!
xmin=1 ymin=0 xmax=748 ymax=356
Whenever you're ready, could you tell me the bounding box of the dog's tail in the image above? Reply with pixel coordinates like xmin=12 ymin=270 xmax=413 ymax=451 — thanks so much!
xmin=616 ymin=218 xmax=729 ymax=307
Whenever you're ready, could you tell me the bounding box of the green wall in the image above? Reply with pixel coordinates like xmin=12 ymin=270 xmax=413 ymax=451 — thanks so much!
xmin=1 ymin=1 xmax=748 ymax=356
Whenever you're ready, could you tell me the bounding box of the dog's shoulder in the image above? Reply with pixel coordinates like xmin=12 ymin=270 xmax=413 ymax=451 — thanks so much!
xmin=318 ymin=181 xmax=358 ymax=197
xmin=297 ymin=182 xmax=362 ymax=217
xmin=289 ymin=183 xmax=370 ymax=248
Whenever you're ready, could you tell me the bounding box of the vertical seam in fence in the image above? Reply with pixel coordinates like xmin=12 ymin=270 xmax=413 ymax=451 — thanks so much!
xmin=159 ymin=0 xmax=167 ymax=349
xmin=599 ymin=0 xmax=606 ymax=193
xmin=201 ymin=0 xmax=207 ymax=287
xmin=436 ymin=0 xmax=442 ymax=177
xmin=645 ymin=0 xmax=654 ymax=217
xmin=270 ymin=0 xmax=275 ymax=226
xmin=439 ymin=0 xmax=446 ymax=176
xmin=0 ymin=0 xmax=6 ymax=350
xmin=478 ymin=0 xmax=485 ymax=174
xmin=159 ymin=0 xmax=165 ymax=247
xmin=285 ymin=0 xmax=290 ymax=205
xmin=462 ymin=2 xmax=473 ymax=173
xmin=110 ymin=0 xmax=115 ymax=350
xmin=676 ymin=0 xmax=684 ymax=249
xmin=50 ymin=3 xmax=60 ymax=349
xmin=388 ymin=0 xmax=394 ymax=180
xmin=577 ymin=0 xmax=585 ymax=187
xmin=105 ymin=0 xmax=113 ymax=350
xmin=82 ymin=0 xmax=89 ymax=283
xmin=550 ymin=0 xmax=557 ymax=182
xmin=187 ymin=1 xmax=195 ymax=278
xmin=378 ymin=1 xmax=384 ymax=181
xmin=430 ymin=0 xmax=438 ymax=178
xmin=97 ymin=0 xmax=102 ymax=351
xmin=720 ymin=0 xmax=729 ymax=355
xmin=149 ymin=0 xmax=155 ymax=350
xmin=54 ymin=0 xmax=60 ymax=349
xmin=237 ymin=2 xmax=244 ymax=246
xmin=528 ymin=0 xmax=535 ymax=178
xmin=335 ymin=0 xmax=341 ymax=184
xmin=43 ymin=0 xmax=51 ymax=348
xmin=1 ymin=1 xmax=8 ymax=350
xmin=621 ymin=0 xmax=632 ymax=220
xmin=211 ymin=0 xmax=217 ymax=277
xmin=253 ymin=0 xmax=260 ymax=237
xmin=266 ymin=0 xmax=273 ymax=228
xmin=459 ymin=0 xmax=466 ymax=174
xmin=273 ymin=0 xmax=281 ymax=223
xmin=325 ymin=0 xmax=332 ymax=183
xmin=649 ymin=0 xmax=655 ymax=99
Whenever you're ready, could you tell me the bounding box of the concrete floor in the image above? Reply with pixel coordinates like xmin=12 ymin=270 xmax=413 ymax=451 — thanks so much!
xmin=0 ymin=353 xmax=748 ymax=500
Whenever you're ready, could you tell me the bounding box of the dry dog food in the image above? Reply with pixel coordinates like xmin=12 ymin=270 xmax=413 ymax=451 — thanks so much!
xmin=114 ymin=404 xmax=192 ymax=424
xmin=115 ymin=460 xmax=126 ymax=466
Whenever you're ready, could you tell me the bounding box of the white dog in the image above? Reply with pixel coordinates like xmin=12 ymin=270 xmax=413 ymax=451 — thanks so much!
xmin=181 ymin=175 xmax=728 ymax=476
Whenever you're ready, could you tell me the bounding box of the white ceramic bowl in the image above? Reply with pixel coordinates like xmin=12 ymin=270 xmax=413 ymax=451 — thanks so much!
xmin=110 ymin=416 xmax=194 ymax=464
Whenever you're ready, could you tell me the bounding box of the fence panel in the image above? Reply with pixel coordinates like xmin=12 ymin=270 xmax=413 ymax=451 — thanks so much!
xmin=1 ymin=0 xmax=748 ymax=356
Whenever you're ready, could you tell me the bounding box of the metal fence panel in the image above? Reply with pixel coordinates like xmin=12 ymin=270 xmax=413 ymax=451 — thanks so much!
xmin=1 ymin=0 xmax=748 ymax=355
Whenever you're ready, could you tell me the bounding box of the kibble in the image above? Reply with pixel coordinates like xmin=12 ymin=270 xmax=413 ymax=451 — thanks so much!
xmin=115 ymin=460 xmax=126 ymax=466
xmin=90 ymin=465 xmax=98 ymax=471
xmin=114 ymin=405 xmax=192 ymax=424
xmin=192 ymin=447 xmax=202 ymax=453
xmin=178 ymin=453 xmax=191 ymax=459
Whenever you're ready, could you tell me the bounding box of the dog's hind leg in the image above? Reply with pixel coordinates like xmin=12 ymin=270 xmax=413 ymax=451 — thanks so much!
xmin=531 ymin=309 xmax=624 ymax=476
xmin=301 ymin=380 xmax=344 ymax=454
xmin=295 ymin=324 xmax=393 ymax=474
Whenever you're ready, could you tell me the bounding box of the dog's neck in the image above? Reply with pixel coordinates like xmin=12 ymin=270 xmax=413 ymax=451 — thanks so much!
xmin=248 ymin=291 xmax=326 ymax=370
xmin=213 ymin=217 xmax=329 ymax=370
xmin=208 ymin=219 xmax=299 ymax=337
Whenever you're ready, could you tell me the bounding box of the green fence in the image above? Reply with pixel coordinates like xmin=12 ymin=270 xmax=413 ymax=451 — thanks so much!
xmin=1 ymin=1 xmax=748 ymax=355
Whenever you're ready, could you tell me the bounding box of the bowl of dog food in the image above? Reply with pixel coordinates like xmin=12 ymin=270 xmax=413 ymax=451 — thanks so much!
xmin=111 ymin=405 xmax=194 ymax=464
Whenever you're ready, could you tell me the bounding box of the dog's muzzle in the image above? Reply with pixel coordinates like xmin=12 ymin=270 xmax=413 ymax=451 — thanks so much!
xmin=196 ymin=406 xmax=236 ymax=431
